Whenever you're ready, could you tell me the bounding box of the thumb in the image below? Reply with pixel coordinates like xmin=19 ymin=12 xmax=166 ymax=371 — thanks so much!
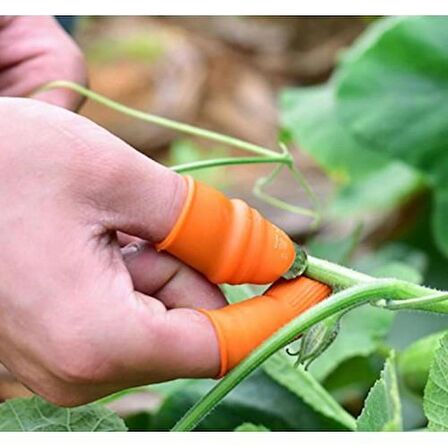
xmin=71 ymin=115 xmax=188 ymax=244
xmin=75 ymin=112 xmax=295 ymax=284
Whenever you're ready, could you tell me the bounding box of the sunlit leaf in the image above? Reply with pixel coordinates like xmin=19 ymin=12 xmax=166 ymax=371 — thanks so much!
xmin=357 ymin=352 xmax=402 ymax=431
xmin=0 ymin=396 xmax=126 ymax=432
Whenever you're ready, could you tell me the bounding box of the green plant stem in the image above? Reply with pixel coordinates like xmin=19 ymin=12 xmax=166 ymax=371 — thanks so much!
xmin=172 ymin=278 xmax=445 ymax=431
xmin=171 ymin=156 xmax=287 ymax=173
xmin=172 ymin=257 xmax=448 ymax=431
xmin=36 ymin=80 xmax=279 ymax=159
xmin=374 ymin=292 xmax=448 ymax=311
xmin=305 ymin=256 xmax=448 ymax=313
xmin=306 ymin=255 xmax=372 ymax=289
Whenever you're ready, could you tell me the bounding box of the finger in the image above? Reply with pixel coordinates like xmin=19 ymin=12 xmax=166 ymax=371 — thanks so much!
xmin=40 ymin=293 xmax=221 ymax=405
xmin=110 ymin=292 xmax=221 ymax=382
xmin=122 ymin=242 xmax=227 ymax=310
xmin=0 ymin=16 xmax=87 ymax=110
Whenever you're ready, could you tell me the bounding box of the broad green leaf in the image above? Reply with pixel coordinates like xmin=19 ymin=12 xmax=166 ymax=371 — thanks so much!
xmin=357 ymin=352 xmax=402 ymax=431
xmin=0 ymin=396 xmax=127 ymax=432
xmin=308 ymin=305 xmax=394 ymax=381
xmin=336 ymin=16 xmax=448 ymax=256
xmin=336 ymin=16 xmax=448 ymax=171
xmin=280 ymin=84 xmax=385 ymax=184
xmin=331 ymin=162 xmax=425 ymax=217
xmin=424 ymin=333 xmax=448 ymax=430
xmin=235 ymin=423 xmax=269 ymax=431
xmin=280 ymin=84 xmax=422 ymax=216
xmin=263 ymin=352 xmax=356 ymax=430
xmin=399 ymin=331 xmax=445 ymax=396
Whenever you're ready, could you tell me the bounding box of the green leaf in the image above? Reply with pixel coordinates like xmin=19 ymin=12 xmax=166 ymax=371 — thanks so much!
xmin=372 ymin=262 xmax=423 ymax=285
xmin=263 ymin=352 xmax=356 ymax=430
xmin=354 ymin=242 xmax=428 ymax=278
xmin=357 ymin=352 xmax=402 ymax=431
xmin=281 ymin=84 xmax=384 ymax=184
xmin=280 ymin=83 xmax=422 ymax=217
xmin=235 ymin=423 xmax=269 ymax=431
xmin=331 ymin=162 xmax=425 ymax=217
xmin=424 ymin=333 xmax=448 ymax=430
xmin=323 ymin=356 xmax=384 ymax=402
xmin=308 ymin=305 xmax=394 ymax=381
xmin=399 ymin=331 xmax=446 ymax=396
xmin=0 ymin=396 xmax=127 ymax=432
xmin=432 ymin=185 xmax=448 ymax=259
xmin=337 ymin=16 xmax=448 ymax=171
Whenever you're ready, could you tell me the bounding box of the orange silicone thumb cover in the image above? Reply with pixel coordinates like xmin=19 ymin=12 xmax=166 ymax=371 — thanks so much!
xmin=199 ymin=276 xmax=332 ymax=377
xmin=155 ymin=176 xmax=295 ymax=285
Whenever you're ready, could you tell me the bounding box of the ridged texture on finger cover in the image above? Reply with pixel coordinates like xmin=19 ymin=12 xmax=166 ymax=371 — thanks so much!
xmin=199 ymin=276 xmax=332 ymax=377
xmin=155 ymin=175 xmax=296 ymax=284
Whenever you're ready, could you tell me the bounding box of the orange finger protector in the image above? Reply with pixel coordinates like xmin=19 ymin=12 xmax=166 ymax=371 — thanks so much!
xmin=199 ymin=276 xmax=332 ymax=377
xmin=155 ymin=175 xmax=296 ymax=285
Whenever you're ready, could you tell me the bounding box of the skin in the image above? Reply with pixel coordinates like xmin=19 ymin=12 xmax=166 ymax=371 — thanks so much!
xmin=0 ymin=16 xmax=224 ymax=406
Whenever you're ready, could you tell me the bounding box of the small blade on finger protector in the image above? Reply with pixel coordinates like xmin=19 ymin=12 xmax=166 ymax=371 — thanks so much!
xmin=283 ymin=243 xmax=308 ymax=280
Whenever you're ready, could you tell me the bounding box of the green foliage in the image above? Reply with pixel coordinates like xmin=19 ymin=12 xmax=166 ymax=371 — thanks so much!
xmin=308 ymin=305 xmax=394 ymax=382
xmin=263 ymin=352 xmax=356 ymax=430
xmin=335 ymin=16 xmax=448 ymax=256
xmin=399 ymin=331 xmax=445 ymax=396
xmin=235 ymin=423 xmax=270 ymax=431
xmin=280 ymin=83 xmax=423 ymax=218
xmin=220 ymin=284 xmax=265 ymax=304
xmin=151 ymin=371 xmax=343 ymax=431
xmin=281 ymin=16 xmax=448 ymax=256
xmin=86 ymin=33 xmax=164 ymax=63
xmin=307 ymin=224 xmax=362 ymax=264
xmin=357 ymin=352 xmax=402 ymax=431
xmin=424 ymin=333 xmax=448 ymax=430
xmin=337 ymin=16 xmax=448 ymax=171
xmin=167 ymin=139 xmax=229 ymax=187
xmin=0 ymin=396 xmax=127 ymax=432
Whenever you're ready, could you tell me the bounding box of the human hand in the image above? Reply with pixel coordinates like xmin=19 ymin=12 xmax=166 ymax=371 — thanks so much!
xmin=0 ymin=16 xmax=87 ymax=110
xmin=0 ymin=98 xmax=225 ymax=406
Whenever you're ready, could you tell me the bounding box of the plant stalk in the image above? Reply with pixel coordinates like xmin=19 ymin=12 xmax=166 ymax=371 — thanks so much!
xmin=35 ymin=80 xmax=279 ymax=159
xmin=172 ymin=279 xmax=428 ymax=431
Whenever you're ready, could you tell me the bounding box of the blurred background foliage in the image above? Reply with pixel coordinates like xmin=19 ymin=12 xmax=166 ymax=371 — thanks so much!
xmin=1 ymin=16 xmax=448 ymax=432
